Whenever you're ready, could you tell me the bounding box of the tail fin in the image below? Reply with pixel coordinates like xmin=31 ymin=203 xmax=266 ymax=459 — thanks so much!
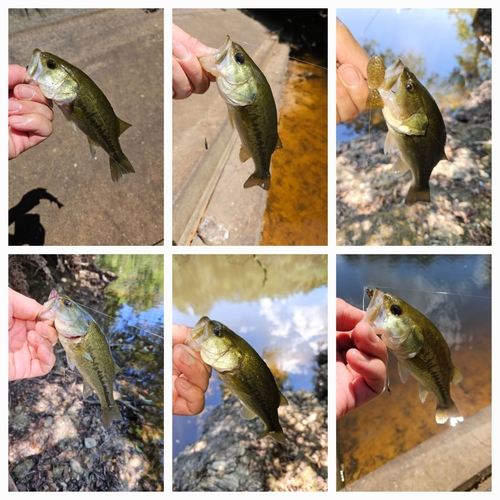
xmin=101 ymin=402 xmax=123 ymax=429
xmin=435 ymin=400 xmax=461 ymax=424
xmin=405 ymin=185 xmax=431 ymax=206
xmin=109 ymin=154 xmax=135 ymax=182
xmin=258 ymin=427 xmax=286 ymax=443
xmin=244 ymin=171 xmax=270 ymax=191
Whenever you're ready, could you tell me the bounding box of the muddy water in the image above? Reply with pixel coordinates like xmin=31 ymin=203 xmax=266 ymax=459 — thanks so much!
xmin=336 ymin=254 xmax=491 ymax=488
xmin=260 ymin=58 xmax=327 ymax=245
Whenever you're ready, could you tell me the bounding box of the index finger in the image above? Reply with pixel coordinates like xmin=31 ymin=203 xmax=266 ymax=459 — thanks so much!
xmin=173 ymin=324 xmax=191 ymax=346
xmin=9 ymin=64 xmax=27 ymax=89
xmin=337 ymin=298 xmax=364 ymax=331
xmin=8 ymin=288 xmax=46 ymax=323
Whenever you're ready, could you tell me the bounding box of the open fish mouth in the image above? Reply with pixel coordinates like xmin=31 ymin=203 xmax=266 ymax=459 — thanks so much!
xmin=38 ymin=289 xmax=60 ymax=321
xmin=185 ymin=316 xmax=210 ymax=350
xmin=203 ymin=36 xmax=232 ymax=66
xmin=380 ymin=59 xmax=404 ymax=92
xmin=363 ymin=287 xmax=383 ymax=323
xmin=24 ymin=49 xmax=43 ymax=83
xmin=198 ymin=36 xmax=233 ymax=79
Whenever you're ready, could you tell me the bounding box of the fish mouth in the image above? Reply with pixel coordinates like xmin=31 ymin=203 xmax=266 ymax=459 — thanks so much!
xmin=38 ymin=289 xmax=60 ymax=320
xmin=25 ymin=48 xmax=43 ymax=84
xmin=198 ymin=35 xmax=232 ymax=77
xmin=185 ymin=316 xmax=210 ymax=350
xmin=190 ymin=316 xmax=210 ymax=338
xmin=381 ymin=59 xmax=404 ymax=92
xmin=59 ymin=332 xmax=84 ymax=341
xmin=363 ymin=287 xmax=384 ymax=324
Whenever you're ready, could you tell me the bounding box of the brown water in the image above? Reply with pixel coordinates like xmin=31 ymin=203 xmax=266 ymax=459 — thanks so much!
xmin=261 ymin=59 xmax=327 ymax=245
xmin=337 ymin=254 xmax=491 ymax=488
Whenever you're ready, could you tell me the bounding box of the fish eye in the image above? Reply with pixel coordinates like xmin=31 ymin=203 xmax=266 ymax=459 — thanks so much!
xmin=390 ymin=304 xmax=402 ymax=316
xmin=213 ymin=323 xmax=222 ymax=337
xmin=47 ymin=59 xmax=57 ymax=70
xmin=63 ymin=300 xmax=73 ymax=307
xmin=235 ymin=53 xmax=245 ymax=65
xmin=406 ymin=82 xmax=415 ymax=93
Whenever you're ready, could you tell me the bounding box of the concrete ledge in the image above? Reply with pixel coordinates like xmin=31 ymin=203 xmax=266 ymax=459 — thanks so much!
xmin=342 ymin=405 xmax=491 ymax=492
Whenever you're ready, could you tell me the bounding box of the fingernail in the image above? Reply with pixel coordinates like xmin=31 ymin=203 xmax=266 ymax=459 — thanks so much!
xmin=9 ymin=115 xmax=30 ymax=125
xmin=17 ymin=85 xmax=36 ymax=99
xmin=339 ymin=66 xmax=361 ymax=87
xmin=173 ymin=41 xmax=190 ymax=61
xmin=178 ymin=346 xmax=195 ymax=366
xmin=9 ymin=100 xmax=21 ymax=112
xmin=29 ymin=330 xmax=42 ymax=344
xmin=178 ymin=377 xmax=192 ymax=391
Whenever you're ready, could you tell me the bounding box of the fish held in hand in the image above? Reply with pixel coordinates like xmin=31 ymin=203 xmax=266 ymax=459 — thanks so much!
xmin=362 ymin=288 xmax=463 ymax=425
xmin=366 ymin=56 xmax=447 ymax=205
xmin=25 ymin=48 xmax=135 ymax=182
xmin=41 ymin=289 xmax=122 ymax=429
xmin=199 ymin=36 xmax=282 ymax=190
xmin=185 ymin=316 xmax=288 ymax=442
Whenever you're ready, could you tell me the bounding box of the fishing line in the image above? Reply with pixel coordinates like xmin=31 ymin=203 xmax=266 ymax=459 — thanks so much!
xmin=357 ymin=9 xmax=381 ymax=40
xmin=362 ymin=284 xmax=491 ymax=310
xmin=72 ymin=299 xmax=164 ymax=339
xmin=232 ymin=38 xmax=328 ymax=71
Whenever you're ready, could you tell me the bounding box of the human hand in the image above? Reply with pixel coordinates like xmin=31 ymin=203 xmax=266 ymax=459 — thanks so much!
xmin=172 ymin=23 xmax=216 ymax=99
xmin=336 ymin=18 xmax=371 ymax=124
xmin=8 ymin=288 xmax=58 ymax=381
xmin=336 ymin=298 xmax=388 ymax=419
xmin=8 ymin=64 xmax=54 ymax=160
xmin=172 ymin=324 xmax=212 ymax=415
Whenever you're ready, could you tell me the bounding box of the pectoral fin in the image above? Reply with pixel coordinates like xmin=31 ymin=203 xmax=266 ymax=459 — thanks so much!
xmin=398 ymin=112 xmax=428 ymax=136
xmin=82 ymin=350 xmax=94 ymax=363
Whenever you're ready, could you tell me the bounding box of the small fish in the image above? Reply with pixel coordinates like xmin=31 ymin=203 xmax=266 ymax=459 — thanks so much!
xmin=366 ymin=56 xmax=448 ymax=205
xmin=41 ymin=289 xmax=122 ymax=428
xmin=362 ymin=288 xmax=463 ymax=424
xmin=25 ymin=49 xmax=135 ymax=182
xmin=185 ymin=316 xmax=288 ymax=442
xmin=199 ymin=36 xmax=282 ymax=190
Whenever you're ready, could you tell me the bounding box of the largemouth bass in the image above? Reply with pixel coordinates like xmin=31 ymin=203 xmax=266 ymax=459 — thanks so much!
xmin=199 ymin=36 xmax=282 ymax=190
xmin=366 ymin=56 xmax=447 ymax=205
xmin=41 ymin=289 xmax=122 ymax=428
xmin=25 ymin=49 xmax=135 ymax=182
xmin=185 ymin=316 xmax=288 ymax=443
xmin=362 ymin=288 xmax=462 ymax=424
